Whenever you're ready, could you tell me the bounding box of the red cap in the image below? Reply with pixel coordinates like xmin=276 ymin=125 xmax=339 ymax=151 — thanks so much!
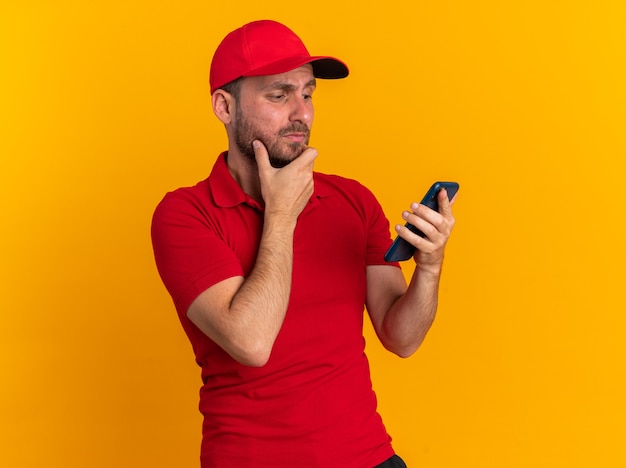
xmin=209 ymin=20 xmax=349 ymax=94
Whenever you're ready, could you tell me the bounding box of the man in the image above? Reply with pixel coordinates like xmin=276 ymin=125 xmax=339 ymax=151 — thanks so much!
xmin=151 ymin=19 xmax=456 ymax=468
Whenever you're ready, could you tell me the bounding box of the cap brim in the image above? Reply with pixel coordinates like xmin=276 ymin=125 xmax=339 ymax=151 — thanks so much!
xmin=310 ymin=57 xmax=350 ymax=79
xmin=244 ymin=55 xmax=349 ymax=80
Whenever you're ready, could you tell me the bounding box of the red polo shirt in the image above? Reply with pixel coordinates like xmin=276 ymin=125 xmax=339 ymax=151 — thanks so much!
xmin=151 ymin=153 xmax=399 ymax=467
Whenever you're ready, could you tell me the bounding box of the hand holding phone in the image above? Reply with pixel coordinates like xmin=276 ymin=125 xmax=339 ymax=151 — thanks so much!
xmin=384 ymin=181 xmax=459 ymax=262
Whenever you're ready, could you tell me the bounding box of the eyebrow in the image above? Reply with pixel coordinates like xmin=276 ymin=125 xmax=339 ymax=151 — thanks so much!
xmin=260 ymin=78 xmax=317 ymax=92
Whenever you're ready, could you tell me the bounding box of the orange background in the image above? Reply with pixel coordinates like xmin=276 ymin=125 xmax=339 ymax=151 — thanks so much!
xmin=1 ymin=1 xmax=625 ymax=467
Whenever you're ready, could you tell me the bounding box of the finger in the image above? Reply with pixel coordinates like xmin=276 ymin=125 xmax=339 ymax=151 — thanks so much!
xmin=437 ymin=188 xmax=455 ymax=218
xmin=403 ymin=210 xmax=439 ymax=240
xmin=410 ymin=201 xmax=441 ymax=226
xmin=292 ymin=146 xmax=318 ymax=170
xmin=408 ymin=201 xmax=453 ymax=239
xmin=395 ymin=222 xmax=424 ymax=243
xmin=252 ymin=140 xmax=271 ymax=170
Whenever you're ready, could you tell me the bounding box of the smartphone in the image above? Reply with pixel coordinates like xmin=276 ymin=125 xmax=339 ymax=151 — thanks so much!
xmin=384 ymin=181 xmax=459 ymax=262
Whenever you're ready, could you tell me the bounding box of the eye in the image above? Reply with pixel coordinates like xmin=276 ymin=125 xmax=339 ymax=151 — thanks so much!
xmin=268 ymin=94 xmax=287 ymax=102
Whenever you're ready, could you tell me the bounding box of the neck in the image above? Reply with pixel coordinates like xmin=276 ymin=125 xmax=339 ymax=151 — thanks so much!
xmin=225 ymin=150 xmax=263 ymax=204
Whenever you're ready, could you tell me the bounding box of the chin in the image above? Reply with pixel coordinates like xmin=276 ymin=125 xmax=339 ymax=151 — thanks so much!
xmin=268 ymin=146 xmax=305 ymax=168
xmin=269 ymin=157 xmax=294 ymax=168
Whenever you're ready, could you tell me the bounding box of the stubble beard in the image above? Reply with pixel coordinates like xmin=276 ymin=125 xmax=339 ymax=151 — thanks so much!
xmin=233 ymin=106 xmax=310 ymax=168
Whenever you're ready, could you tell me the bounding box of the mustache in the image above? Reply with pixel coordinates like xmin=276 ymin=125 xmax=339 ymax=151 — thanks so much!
xmin=278 ymin=123 xmax=310 ymax=137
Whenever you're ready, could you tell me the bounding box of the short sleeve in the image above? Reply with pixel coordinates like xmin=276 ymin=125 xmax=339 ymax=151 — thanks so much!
xmin=151 ymin=191 xmax=244 ymax=317
xmin=344 ymin=179 xmax=400 ymax=268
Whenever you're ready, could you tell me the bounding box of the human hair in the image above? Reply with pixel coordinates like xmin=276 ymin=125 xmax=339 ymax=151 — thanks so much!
xmin=219 ymin=77 xmax=243 ymax=99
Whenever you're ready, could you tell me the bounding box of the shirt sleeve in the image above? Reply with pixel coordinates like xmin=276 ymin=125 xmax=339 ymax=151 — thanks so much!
xmin=356 ymin=182 xmax=401 ymax=268
xmin=151 ymin=190 xmax=244 ymax=318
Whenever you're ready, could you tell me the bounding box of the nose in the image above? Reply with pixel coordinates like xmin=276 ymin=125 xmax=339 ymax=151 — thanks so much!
xmin=289 ymin=95 xmax=313 ymax=126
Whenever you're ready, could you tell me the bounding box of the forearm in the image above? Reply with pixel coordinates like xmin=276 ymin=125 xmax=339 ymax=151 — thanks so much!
xmin=378 ymin=187 xmax=456 ymax=356
xmin=225 ymin=215 xmax=296 ymax=365
xmin=187 ymin=141 xmax=317 ymax=366
xmin=380 ymin=265 xmax=442 ymax=357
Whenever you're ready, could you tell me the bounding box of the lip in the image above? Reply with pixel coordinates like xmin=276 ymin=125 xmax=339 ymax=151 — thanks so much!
xmin=283 ymin=133 xmax=308 ymax=142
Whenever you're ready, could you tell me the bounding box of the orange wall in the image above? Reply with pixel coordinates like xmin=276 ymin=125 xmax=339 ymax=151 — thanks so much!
xmin=1 ymin=1 xmax=625 ymax=467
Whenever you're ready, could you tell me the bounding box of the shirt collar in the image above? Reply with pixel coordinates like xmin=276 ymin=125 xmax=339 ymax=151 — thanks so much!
xmin=208 ymin=152 xmax=331 ymax=209
xmin=209 ymin=152 xmax=249 ymax=208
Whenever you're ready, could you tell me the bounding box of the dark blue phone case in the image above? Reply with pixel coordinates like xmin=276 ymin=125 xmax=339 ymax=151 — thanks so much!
xmin=384 ymin=182 xmax=459 ymax=262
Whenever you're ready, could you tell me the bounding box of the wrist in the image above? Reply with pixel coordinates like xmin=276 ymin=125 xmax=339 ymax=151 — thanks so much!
xmin=413 ymin=261 xmax=443 ymax=280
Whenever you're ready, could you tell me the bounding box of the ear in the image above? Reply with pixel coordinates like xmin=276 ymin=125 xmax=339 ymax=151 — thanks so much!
xmin=212 ymin=90 xmax=234 ymax=125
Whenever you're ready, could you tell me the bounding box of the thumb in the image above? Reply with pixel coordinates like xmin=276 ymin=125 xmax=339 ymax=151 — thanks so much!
xmin=437 ymin=188 xmax=454 ymax=216
xmin=252 ymin=140 xmax=271 ymax=171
